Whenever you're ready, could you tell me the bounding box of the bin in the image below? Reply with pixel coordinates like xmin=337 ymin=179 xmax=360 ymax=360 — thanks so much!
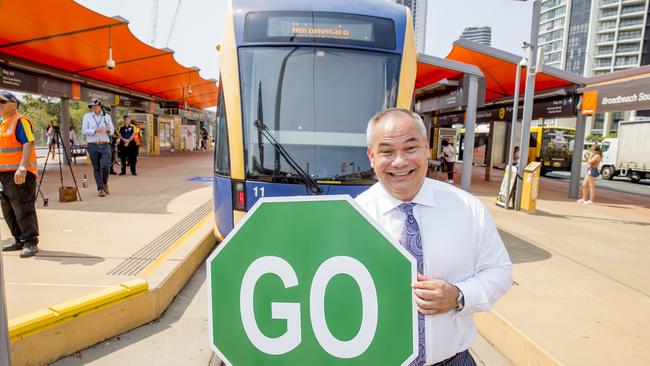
xmin=520 ymin=161 xmax=541 ymax=214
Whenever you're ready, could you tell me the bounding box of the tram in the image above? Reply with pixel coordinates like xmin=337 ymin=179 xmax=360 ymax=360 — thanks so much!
xmin=213 ymin=0 xmax=417 ymax=238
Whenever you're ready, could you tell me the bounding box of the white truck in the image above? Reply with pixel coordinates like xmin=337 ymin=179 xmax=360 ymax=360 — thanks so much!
xmin=599 ymin=119 xmax=650 ymax=183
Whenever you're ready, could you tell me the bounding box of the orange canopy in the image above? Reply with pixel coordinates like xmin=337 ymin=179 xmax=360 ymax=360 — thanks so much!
xmin=445 ymin=39 xmax=584 ymax=102
xmin=0 ymin=0 xmax=217 ymax=109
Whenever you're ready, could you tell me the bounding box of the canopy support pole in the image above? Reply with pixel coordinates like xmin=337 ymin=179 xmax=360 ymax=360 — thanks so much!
xmin=515 ymin=0 xmax=541 ymax=211
xmin=60 ymin=98 xmax=71 ymax=166
xmin=569 ymin=112 xmax=587 ymax=199
xmin=461 ymin=74 xmax=480 ymax=192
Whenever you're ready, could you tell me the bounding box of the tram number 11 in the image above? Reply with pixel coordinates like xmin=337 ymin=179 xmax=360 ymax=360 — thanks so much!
xmin=253 ymin=186 xmax=265 ymax=197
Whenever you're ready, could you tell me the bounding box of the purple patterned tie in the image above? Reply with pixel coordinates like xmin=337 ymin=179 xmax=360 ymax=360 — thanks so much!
xmin=398 ymin=202 xmax=426 ymax=366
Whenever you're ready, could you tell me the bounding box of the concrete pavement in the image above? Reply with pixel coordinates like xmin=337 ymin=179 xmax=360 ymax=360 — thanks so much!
xmin=453 ymin=164 xmax=650 ymax=366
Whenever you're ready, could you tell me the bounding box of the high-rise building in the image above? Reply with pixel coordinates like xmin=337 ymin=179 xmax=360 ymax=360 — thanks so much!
xmin=538 ymin=0 xmax=650 ymax=76
xmin=537 ymin=0 xmax=650 ymax=135
xmin=460 ymin=26 xmax=492 ymax=46
xmin=395 ymin=0 xmax=428 ymax=52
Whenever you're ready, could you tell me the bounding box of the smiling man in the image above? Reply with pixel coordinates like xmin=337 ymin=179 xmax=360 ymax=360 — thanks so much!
xmin=355 ymin=108 xmax=512 ymax=366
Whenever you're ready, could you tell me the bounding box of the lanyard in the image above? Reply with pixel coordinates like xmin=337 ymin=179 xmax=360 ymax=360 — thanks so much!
xmin=92 ymin=113 xmax=105 ymax=129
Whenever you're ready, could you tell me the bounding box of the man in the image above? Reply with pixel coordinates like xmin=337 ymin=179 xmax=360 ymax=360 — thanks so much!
xmin=0 ymin=91 xmax=40 ymax=258
xmin=81 ymin=98 xmax=115 ymax=197
xmin=355 ymin=108 xmax=512 ymax=366
xmin=118 ymin=115 xmax=138 ymax=176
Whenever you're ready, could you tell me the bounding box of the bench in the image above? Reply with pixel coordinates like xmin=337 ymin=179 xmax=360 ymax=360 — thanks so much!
xmin=70 ymin=144 xmax=87 ymax=164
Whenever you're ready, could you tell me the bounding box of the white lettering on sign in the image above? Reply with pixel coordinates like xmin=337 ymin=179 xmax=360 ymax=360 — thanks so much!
xmin=310 ymin=256 xmax=378 ymax=358
xmin=602 ymin=94 xmax=640 ymax=105
xmin=240 ymin=256 xmax=301 ymax=355
xmin=239 ymin=256 xmax=378 ymax=358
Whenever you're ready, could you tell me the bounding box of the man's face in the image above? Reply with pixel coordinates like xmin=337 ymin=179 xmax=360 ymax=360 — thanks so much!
xmin=124 ymin=117 xmax=130 ymax=125
xmin=0 ymin=101 xmax=16 ymax=117
xmin=91 ymin=105 xmax=102 ymax=114
xmin=367 ymin=113 xmax=429 ymax=202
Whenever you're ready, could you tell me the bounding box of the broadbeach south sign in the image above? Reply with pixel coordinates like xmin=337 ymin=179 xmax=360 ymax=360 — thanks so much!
xmin=582 ymin=77 xmax=650 ymax=114
xmin=207 ymin=196 xmax=418 ymax=365
xmin=602 ymin=92 xmax=650 ymax=105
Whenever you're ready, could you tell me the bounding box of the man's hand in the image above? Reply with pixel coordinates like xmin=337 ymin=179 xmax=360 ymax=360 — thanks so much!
xmin=95 ymin=127 xmax=106 ymax=134
xmin=14 ymin=169 xmax=26 ymax=185
xmin=412 ymin=273 xmax=459 ymax=315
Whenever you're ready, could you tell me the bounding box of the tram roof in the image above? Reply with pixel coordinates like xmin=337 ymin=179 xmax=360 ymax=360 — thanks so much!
xmin=0 ymin=0 xmax=218 ymax=109
xmin=416 ymin=39 xmax=584 ymax=102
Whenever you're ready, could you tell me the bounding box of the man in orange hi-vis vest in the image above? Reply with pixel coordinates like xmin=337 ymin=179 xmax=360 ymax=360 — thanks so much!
xmin=0 ymin=91 xmax=39 ymax=258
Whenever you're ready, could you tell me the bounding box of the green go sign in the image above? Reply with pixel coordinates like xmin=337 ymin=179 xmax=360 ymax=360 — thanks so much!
xmin=207 ymin=196 xmax=417 ymax=365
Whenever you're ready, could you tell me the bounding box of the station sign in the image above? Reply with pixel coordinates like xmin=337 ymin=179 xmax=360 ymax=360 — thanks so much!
xmin=418 ymin=75 xmax=486 ymax=113
xmin=433 ymin=96 xmax=577 ymax=126
xmin=37 ymin=76 xmax=72 ymax=98
xmin=0 ymin=65 xmax=38 ymax=93
xmin=80 ymin=86 xmax=114 ymax=106
xmin=582 ymin=77 xmax=650 ymax=114
xmin=159 ymin=100 xmax=186 ymax=109
xmin=207 ymin=196 xmax=417 ymax=366
xmin=114 ymin=94 xmax=149 ymax=109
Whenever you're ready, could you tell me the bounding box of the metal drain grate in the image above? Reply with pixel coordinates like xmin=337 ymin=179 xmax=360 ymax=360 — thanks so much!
xmin=107 ymin=200 xmax=212 ymax=276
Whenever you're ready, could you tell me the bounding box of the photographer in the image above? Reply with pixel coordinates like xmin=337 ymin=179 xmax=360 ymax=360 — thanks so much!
xmin=81 ymin=98 xmax=115 ymax=197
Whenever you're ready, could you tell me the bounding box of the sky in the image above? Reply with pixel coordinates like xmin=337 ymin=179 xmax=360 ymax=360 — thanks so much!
xmin=75 ymin=0 xmax=535 ymax=81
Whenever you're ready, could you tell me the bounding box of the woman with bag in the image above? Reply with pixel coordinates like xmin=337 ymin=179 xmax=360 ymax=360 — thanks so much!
xmin=578 ymin=145 xmax=602 ymax=204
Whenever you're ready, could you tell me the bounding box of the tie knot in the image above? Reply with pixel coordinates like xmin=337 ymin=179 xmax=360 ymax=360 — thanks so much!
xmin=398 ymin=202 xmax=416 ymax=216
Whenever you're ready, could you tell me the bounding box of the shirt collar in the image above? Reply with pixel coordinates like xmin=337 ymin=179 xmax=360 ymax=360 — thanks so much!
xmin=376 ymin=178 xmax=437 ymax=215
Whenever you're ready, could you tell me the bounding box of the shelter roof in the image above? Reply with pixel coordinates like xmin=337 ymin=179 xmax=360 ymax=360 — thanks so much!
xmin=444 ymin=39 xmax=584 ymax=101
xmin=415 ymin=53 xmax=483 ymax=90
xmin=0 ymin=0 xmax=217 ymax=109
xmin=581 ymin=65 xmax=650 ymax=91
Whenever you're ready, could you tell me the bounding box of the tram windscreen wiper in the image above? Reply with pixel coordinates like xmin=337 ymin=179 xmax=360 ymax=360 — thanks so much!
xmin=253 ymin=120 xmax=323 ymax=194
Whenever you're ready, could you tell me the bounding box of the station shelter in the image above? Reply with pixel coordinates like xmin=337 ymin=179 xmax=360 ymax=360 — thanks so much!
xmin=0 ymin=0 xmax=218 ymax=158
xmin=415 ymin=39 xmax=585 ymax=197
xmin=572 ymin=65 xmax=650 ymax=196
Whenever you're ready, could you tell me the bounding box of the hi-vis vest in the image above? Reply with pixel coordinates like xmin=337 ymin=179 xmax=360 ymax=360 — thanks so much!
xmin=134 ymin=126 xmax=142 ymax=146
xmin=0 ymin=112 xmax=38 ymax=174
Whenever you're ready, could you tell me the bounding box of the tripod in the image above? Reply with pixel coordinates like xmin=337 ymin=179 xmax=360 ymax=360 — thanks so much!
xmin=35 ymin=128 xmax=82 ymax=205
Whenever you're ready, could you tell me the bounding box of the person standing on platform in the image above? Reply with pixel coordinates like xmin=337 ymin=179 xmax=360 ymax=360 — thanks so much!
xmin=118 ymin=115 xmax=138 ymax=176
xmin=578 ymin=145 xmax=602 ymax=205
xmin=441 ymin=139 xmax=457 ymax=184
xmin=355 ymin=108 xmax=512 ymax=366
xmin=0 ymin=91 xmax=40 ymax=258
xmin=82 ymin=98 xmax=115 ymax=197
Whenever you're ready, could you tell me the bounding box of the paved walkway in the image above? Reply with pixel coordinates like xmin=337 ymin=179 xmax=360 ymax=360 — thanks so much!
xmin=2 ymin=151 xmax=214 ymax=318
xmin=449 ymin=164 xmax=650 ymax=366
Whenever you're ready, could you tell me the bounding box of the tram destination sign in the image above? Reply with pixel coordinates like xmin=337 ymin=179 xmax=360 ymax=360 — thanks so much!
xmin=207 ymin=196 xmax=417 ymax=365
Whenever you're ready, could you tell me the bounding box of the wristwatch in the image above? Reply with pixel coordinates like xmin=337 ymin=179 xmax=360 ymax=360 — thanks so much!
xmin=17 ymin=165 xmax=26 ymax=172
xmin=455 ymin=286 xmax=465 ymax=311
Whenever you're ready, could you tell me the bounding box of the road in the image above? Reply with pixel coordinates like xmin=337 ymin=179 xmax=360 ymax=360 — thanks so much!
xmin=544 ymin=163 xmax=650 ymax=197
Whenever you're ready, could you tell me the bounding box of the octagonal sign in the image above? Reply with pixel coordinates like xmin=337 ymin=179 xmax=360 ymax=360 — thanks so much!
xmin=207 ymin=195 xmax=417 ymax=365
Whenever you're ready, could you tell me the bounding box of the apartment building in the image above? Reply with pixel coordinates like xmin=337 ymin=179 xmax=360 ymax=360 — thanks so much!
xmin=537 ymin=0 xmax=650 ymax=135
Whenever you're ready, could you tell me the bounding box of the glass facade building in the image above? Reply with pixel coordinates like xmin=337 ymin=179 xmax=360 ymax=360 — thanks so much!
xmin=460 ymin=26 xmax=492 ymax=46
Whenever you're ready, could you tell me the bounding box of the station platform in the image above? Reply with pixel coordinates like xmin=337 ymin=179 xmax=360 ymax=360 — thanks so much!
xmin=2 ymin=153 xmax=649 ymax=366
xmin=453 ymin=164 xmax=650 ymax=366
xmin=3 ymin=150 xmax=218 ymax=365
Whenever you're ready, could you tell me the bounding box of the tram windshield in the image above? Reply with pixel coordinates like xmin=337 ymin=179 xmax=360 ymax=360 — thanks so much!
xmin=240 ymin=47 xmax=400 ymax=183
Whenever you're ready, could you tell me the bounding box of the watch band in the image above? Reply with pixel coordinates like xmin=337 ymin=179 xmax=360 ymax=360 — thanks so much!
xmin=455 ymin=286 xmax=465 ymax=311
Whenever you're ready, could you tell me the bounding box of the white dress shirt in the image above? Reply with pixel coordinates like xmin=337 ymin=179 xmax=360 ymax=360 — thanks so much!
xmin=81 ymin=111 xmax=114 ymax=143
xmin=355 ymin=178 xmax=512 ymax=365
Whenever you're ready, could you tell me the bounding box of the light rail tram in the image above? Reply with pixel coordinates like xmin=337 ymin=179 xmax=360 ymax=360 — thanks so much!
xmin=213 ymin=0 xmax=417 ymax=238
